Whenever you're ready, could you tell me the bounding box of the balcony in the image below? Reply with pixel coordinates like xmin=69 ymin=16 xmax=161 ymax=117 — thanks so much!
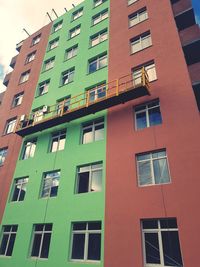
xmin=171 ymin=0 xmax=192 ymax=16
xmin=16 ymin=40 xmax=24 ymax=52
xmin=192 ymin=82 xmax=200 ymax=111
xmin=3 ymin=72 xmax=12 ymax=87
xmin=182 ymin=37 xmax=200 ymax=65
xmin=10 ymin=55 xmax=18 ymax=69
xmin=180 ymin=24 xmax=200 ymax=45
xmin=175 ymin=8 xmax=196 ymax=31
xmin=15 ymin=70 xmax=150 ymax=137
xmin=188 ymin=62 xmax=200 ymax=82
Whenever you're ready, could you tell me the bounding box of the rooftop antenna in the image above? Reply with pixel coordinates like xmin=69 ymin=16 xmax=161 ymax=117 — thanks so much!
xmin=72 ymin=4 xmax=76 ymax=8
xmin=64 ymin=8 xmax=68 ymax=12
xmin=46 ymin=12 xmax=53 ymax=22
xmin=52 ymin=8 xmax=58 ymax=18
xmin=23 ymin=28 xmax=30 ymax=36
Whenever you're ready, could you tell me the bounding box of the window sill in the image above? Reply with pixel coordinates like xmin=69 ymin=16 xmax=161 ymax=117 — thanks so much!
xmin=24 ymin=59 xmax=35 ymax=65
xmin=68 ymin=33 xmax=81 ymax=41
xmin=59 ymin=80 xmax=74 ymax=88
xmin=41 ymin=67 xmax=54 ymax=74
xmin=129 ymin=18 xmax=148 ymax=29
xmin=69 ymin=259 xmax=101 ymax=264
xmin=47 ymin=46 xmax=59 ymax=52
xmin=35 ymin=92 xmax=48 ymax=98
xmin=89 ymin=39 xmax=107 ymax=49
xmin=138 ymin=181 xmax=171 ymax=187
xmin=19 ymin=80 xmax=29 ymax=85
xmin=87 ymin=65 xmax=107 ymax=75
xmin=91 ymin=17 xmax=108 ymax=27
xmin=64 ymin=55 xmax=77 ymax=62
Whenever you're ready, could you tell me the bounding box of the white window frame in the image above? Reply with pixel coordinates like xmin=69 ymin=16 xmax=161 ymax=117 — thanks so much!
xmin=88 ymin=55 xmax=107 ymax=73
xmin=72 ymin=8 xmax=83 ymax=21
xmin=50 ymin=130 xmax=66 ymax=152
xmin=56 ymin=97 xmax=71 ymax=115
xmin=38 ymin=80 xmax=49 ymax=96
xmin=129 ymin=8 xmax=148 ymax=27
xmin=0 ymin=225 xmax=18 ymax=256
xmin=128 ymin=0 xmax=138 ymax=5
xmin=131 ymin=32 xmax=152 ymax=54
xmin=49 ymin=38 xmax=59 ymax=50
xmin=90 ymin=30 xmax=108 ymax=47
xmin=30 ymin=224 xmax=52 ymax=258
xmin=142 ymin=219 xmax=183 ymax=267
xmin=88 ymin=84 xmax=106 ymax=103
xmin=135 ymin=100 xmax=162 ymax=130
xmin=32 ymin=35 xmax=41 ymax=46
xmin=53 ymin=21 xmax=62 ymax=32
xmin=12 ymin=92 xmax=24 ymax=107
xmin=22 ymin=139 xmax=37 ymax=160
xmin=19 ymin=70 xmax=30 ymax=84
xmin=82 ymin=118 xmax=104 ymax=144
xmin=44 ymin=57 xmax=55 ymax=71
xmin=11 ymin=177 xmax=29 ymax=202
xmin=136 ymin=150 xmax=171 ymax=186
xmin=69 ymin=26 xmax=81 ymax=39
xmin=65 ymin=45 xmax=78 ymax=60
xmin=94 ymin=0 xmax=104 ymax=7
xmin=76 ymin=163 xmax=103 ymax=193
xmin=61 ymin=69 xmax=75 ymax=85
xmin=132 ymin=62 xmax=157 ymax=85
xmin=25 ymin=51 xmax=36 ymax=64
xmin=0 ymin=147 xmax=7 ymax=166
xmin=41 ymin=171 xmax=60 ymax=198
xmin=92 ymin=10 xmax=108 ymax=25
xmin=70 ymin=222 xmax=101 ymax=262
xmin=4 ymin=118 xmax=17 ymax=134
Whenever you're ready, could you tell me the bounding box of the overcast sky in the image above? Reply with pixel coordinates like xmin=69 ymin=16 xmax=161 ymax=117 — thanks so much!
xmin=0 ymin=0 xmax=199 ymax=93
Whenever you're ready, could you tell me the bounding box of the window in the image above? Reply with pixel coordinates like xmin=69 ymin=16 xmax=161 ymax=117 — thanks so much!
xmin=32 ymin=34 xmax=41 ymax=46
xmin=0 ymin=225 xmax=18 ymax=256
xmin=136 ymin=149 xmax=171 ymax=186
xmin=94 ymin=0 xmax=105 ymax=7
xmin=132 ymin=62 xmax=157 ymax=85
xmin=65 ymin=45 xmax=78 ymax=60
xmin=4 ymin=118 xmax=17 ymax=134
xmin=33 ymin=108 xmax=44 ymax=122
xmin=11 ymin=177 xmax=28 ymax=202
xmin=92 ymin=10 xmax=108 ymax=25
xmin=30 ymin=224 xmax=52 ymax=258
xmin=61 ymin=68 xmax=75 ymax=85
xmin=129 ymin=8 xmax=148 ymax=27
xmin=56 ymin=97 xmax=71 ymax=115
xmin=49 ymin=38 xmax=59 ymax=50
xmin=0 ymin=147 xmax=8 ymax=166
xmin=72 ymin=8 xmax=83 ymax=21
xmin=131 ymin=31 xmax=152 ymax=54
xmin=88 ymin=54 xmax=107 ymax=74
xmin=76 ymin=163 xmax=102 ymax=193
xmin=128 ymin=0 xmax=138 ymax=5
xmin=38 ymin=80 xmax=50 ymax=96
xmin=43 ymin=57 xmax=55 ymax=71
xmin=50 ymin=130 xmax=66 ymax=152
xmin=25 ymin=51 xmax=36 ymax=64
xmin=88 ymin=83 xmax=106 ymax=103
xmin=41 ymin=171 xmax=60 ymax=198
xmin=71 ymin=222 xmax=101 ymax=261
xmin=12 ymin=92 xmax=24 ymax=107
xmin=19 ymin=70 xmax=30 ymax=83
xmin=81 ymin=118 xmax=104 ymax=144
xmin=69 ymin=25 xmax=81 ymax=39
xmin=53 ymin=20 xmax=62 ymax=32
xmin=135 ymin=100 xmax=162 ymax=130
xmin=142 ymin=218 xmax=183 ymax=266
xmin=22 ymin=139 xmax=37 ymax=160
xmin=90 ymin=30 xmax=108 ymax=47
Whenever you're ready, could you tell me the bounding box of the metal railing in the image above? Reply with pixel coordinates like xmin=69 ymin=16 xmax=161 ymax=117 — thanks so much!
xmin=15 ymin=68 xmax=149 ymax=132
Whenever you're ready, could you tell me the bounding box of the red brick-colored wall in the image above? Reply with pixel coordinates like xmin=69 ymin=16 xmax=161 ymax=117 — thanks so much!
xmin=0 ymin=23 xmax=52 ymax=222
xmin=105 ymin=0 xmax=200 ymax=266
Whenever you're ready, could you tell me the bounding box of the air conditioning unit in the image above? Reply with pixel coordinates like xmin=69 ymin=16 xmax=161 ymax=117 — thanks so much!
xmin=42 ymin=105 xmax=48 ymax=113
xmin=20 ymin=114 xmax=26 ymax=122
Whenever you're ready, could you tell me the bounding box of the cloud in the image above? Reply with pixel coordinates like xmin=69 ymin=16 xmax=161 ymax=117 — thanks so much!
xmin=0 ymin=0 xmax=83 ymax=93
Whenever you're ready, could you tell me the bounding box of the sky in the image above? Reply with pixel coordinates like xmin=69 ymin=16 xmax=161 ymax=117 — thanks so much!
xmin=0 ymin=0 xmax=199 ymax=93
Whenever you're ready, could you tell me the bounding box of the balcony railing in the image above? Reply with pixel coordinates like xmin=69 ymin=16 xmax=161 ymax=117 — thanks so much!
xmin=15 ymin=68 xmax=150 ymax=137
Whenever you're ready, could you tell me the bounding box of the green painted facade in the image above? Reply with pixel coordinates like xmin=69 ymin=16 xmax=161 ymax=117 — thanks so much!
xmin=0 ymin=0 xmax=109 ymax=266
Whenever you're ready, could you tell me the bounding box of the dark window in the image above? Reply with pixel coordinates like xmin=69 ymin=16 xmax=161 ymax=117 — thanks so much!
xmin=41 ymin=171 xmax=60 ymax=198
xmin=0 ymin=225 xmax=18 ymax=256
xmin=11 ymin=177 xmax=28 ymax=202
xmin=22 ymin=139 xmax=37 ymax=160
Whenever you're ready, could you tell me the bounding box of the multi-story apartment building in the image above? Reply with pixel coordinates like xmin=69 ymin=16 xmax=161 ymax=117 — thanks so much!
xmin=0 ymin=0 xmax=199 ymax=267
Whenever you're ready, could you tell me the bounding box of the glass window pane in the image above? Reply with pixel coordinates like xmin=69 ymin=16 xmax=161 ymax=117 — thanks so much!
xmin=89 ymin=61 xmax=97 ymax=73
xmin=0 ymin=234 xmax=9 ymax=255
xmin=94 ymin=124 xmax=104 ymax=141
xmin=153 ymin=158 xmax=170 ymax=184
xmin=88 ymin=222 xmax=101 ymax=230
xmin=58 ymin=138 xmax=65 ymax=150
xmin=91 ymin=170 xmax=102 ymax=192
xmin=162 ymin=231 xmax=183 ymax=266
xmin=40 ymin=233 xmax=51 ymax=258
xmin=144 ymin=233 xmax=161 ymax=264
xmin=19 ymin=183 xmax=26 ymax=201
xmin=82 ymin=128 xmax=93 ymax=144
xmin=6 ymin=234 xmax=16 ymax=256
xmin=142 ymin=220 xmax=158 ymax=229
xmin=73 ymin=223 xmax=86 ymax=230
xmin=88 ymin=233 xmax=101 ymax=260
xmin=99 ymin=56 xmax=107 ymax=68
xmin=71 ymin=234 xmax=85 ymax=259
xmin=31 ymin=234 xmax=42 ymax=257
xmin=160 ymin=219 xmax=177 ymax=229
xmin=138 ymin=161 xmax=152 ymax=185
xmin=136 ymin=112 xmax=147 ymax=129
xmin=149 ymin=107 xmax=162 ymax=126
xmin=78 ymin=172 xmax=89 ymax=193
